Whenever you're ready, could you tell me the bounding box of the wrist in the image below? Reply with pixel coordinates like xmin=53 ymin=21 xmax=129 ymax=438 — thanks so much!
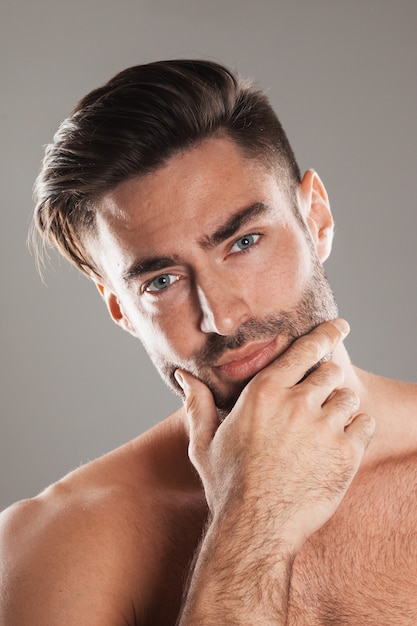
xmin=181 ymin=512 xmax=295 ymax=624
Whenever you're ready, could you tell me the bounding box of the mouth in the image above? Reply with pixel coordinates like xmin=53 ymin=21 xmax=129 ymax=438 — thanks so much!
xmin=213 ymin=337 xmax=284 ymax=382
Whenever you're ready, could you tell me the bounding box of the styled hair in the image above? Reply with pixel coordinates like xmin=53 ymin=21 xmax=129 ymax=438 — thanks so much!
xmin=32 ymin=59 xmax=301 ymax=278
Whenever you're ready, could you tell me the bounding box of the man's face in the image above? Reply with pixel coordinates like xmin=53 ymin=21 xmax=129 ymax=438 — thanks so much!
xmin=93 ymin=137 xmax=337 ymax=414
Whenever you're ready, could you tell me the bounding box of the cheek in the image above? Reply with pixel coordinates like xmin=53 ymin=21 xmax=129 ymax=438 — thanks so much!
xmin=130 ymin=303 xmax=197 ymax=362
xmin=257 ymin=232 xmax=314 ymax=307
xmin=118 ymin=280 xmax=203 ymax=363
xmin=286 ymin=245 xmax=314 ymax=291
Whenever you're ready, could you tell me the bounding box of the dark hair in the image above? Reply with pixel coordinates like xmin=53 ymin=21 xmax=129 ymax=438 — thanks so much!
xmin=32 ymin=59 xmax=301 ymax=278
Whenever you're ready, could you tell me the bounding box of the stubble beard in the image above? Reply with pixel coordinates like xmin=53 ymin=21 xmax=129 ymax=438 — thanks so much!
xmin=155 ymin=258 xmax=338 ymax=416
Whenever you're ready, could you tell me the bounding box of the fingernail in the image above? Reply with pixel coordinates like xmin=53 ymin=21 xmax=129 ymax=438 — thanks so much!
xmin=334 ymin=318 xmax=350 ymax=336
xmin=174 ymin=370 xmax=184 ymax=389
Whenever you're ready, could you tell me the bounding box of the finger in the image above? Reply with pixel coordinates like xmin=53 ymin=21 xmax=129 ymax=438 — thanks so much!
xmin=344 ymin=413 xmax=375 ymax=451
xmin=323 ymin=386 xmax=360 ymax=414
xmin=266 ymin=318 xmax=350 ymax=388
xmin=301 ymin=360 xmax=345 ymax=398
xmin=278 ymin=361 xmax=346 ymax=417
xmin=175 ymin=370 xmax=220 ymax=464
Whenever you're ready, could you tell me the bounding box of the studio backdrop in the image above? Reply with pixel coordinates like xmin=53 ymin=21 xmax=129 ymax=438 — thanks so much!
xmin=1 ymin=0 xmax=416 ymax=510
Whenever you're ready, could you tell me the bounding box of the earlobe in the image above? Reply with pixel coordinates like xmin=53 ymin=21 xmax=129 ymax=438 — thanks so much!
xmin=94 ymin=281 xmax=138 ymax=336
xmin=298 ymin=170 xmax=334 ymax=263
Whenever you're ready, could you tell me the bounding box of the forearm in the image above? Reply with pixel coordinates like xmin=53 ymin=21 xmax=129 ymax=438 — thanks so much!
xmin=176 ymin=321 xmax=374 ymax=624
xmin=178 ymin=508 xmax=295 ymax=625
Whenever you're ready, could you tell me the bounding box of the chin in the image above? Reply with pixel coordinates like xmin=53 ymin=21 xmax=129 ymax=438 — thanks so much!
xmin=163 ymin=364 xmax=244 ymax=418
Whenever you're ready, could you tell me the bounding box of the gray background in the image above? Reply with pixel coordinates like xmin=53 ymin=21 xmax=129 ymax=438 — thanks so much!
xmin=1 ymin=0 xmax=416 ymax=511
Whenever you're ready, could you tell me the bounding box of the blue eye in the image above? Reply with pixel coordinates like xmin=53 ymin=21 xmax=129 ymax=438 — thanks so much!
xmin=231 ymin=233 xmax=260 ymax=252
xmin=146 ymin=274 xmax=177 ymax=292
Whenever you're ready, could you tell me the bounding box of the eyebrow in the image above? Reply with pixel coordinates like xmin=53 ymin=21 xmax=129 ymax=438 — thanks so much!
xmin=198 ymin=202 xmax=271 ymax=249
xmin=122 ymin=202 xmax=272 ymax=283
xmin=123 ymin=255 xmax=181 ymax=283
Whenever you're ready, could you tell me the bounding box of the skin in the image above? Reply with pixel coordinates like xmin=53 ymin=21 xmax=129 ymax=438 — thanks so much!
xmin=93 ymin=138 xmax=337 ymax=411
xmin=1 ymin=137 xmax=417 ymax=625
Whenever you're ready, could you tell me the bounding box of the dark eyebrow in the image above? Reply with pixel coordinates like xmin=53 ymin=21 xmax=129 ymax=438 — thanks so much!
xmin=122 ymin=202 xmax=272 ymax=283
xmin=123 ymin=255 xmax=180 ymax=283
xmin=198 ymin=202 xmax=272 ymax=249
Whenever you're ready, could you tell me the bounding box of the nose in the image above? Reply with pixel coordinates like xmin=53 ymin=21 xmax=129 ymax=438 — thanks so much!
xmin=196 ymin=278 xmax=252 ymax=336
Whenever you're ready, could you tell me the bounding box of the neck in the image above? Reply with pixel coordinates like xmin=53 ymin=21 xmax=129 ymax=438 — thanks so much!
xmin=334 ymin=342 xmax=417 ymax=466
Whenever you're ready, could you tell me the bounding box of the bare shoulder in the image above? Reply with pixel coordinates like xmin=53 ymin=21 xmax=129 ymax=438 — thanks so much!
xmin=0 ymin=408 xmax=204 ymax=625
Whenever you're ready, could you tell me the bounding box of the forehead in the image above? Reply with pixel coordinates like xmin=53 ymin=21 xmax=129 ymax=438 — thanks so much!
xmin=93 ymin=137 xmax=290 ymax=279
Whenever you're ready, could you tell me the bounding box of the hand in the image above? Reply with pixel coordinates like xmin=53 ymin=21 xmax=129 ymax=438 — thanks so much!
xmin=176 ymin=319 xmax=375 ymax=551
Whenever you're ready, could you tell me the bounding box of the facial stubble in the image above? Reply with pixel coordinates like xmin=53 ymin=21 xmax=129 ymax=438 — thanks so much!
xmin=156 ymin=258 xmax=338 ymax=416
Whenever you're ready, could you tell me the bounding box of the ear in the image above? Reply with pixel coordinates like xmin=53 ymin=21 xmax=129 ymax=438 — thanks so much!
xmin=297 ymin=169 xmax=334 ymax=262
xmin=95 ymin=281 xmax=138 ymax=337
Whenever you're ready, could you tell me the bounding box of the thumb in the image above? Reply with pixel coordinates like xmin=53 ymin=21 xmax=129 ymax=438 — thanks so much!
xmin=175 ymin=370 xmax=220 ymax=463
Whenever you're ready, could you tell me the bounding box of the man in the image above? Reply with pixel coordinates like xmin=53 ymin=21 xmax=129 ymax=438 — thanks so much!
xmin=1 ymin=59 xmax=416 ymax=625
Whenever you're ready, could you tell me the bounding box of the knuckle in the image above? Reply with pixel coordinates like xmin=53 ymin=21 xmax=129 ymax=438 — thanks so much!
xmin=246 ymin=368 xmax=278 ymax=401
xmin=336 ymin=388 xmax=360 ymax=412
xmin=291 ymin=385 xmax=314 ymax=409
xmin=285 ymin=387 xmax=317 ymax=425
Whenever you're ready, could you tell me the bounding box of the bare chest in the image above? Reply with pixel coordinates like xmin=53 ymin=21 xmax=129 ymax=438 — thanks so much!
xmin=287 ymin=457 xmax=417 ymax=625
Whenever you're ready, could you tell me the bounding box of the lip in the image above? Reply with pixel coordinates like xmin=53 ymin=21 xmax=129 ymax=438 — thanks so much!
xmin=214 ymin=337 xmax=281 ymax=382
